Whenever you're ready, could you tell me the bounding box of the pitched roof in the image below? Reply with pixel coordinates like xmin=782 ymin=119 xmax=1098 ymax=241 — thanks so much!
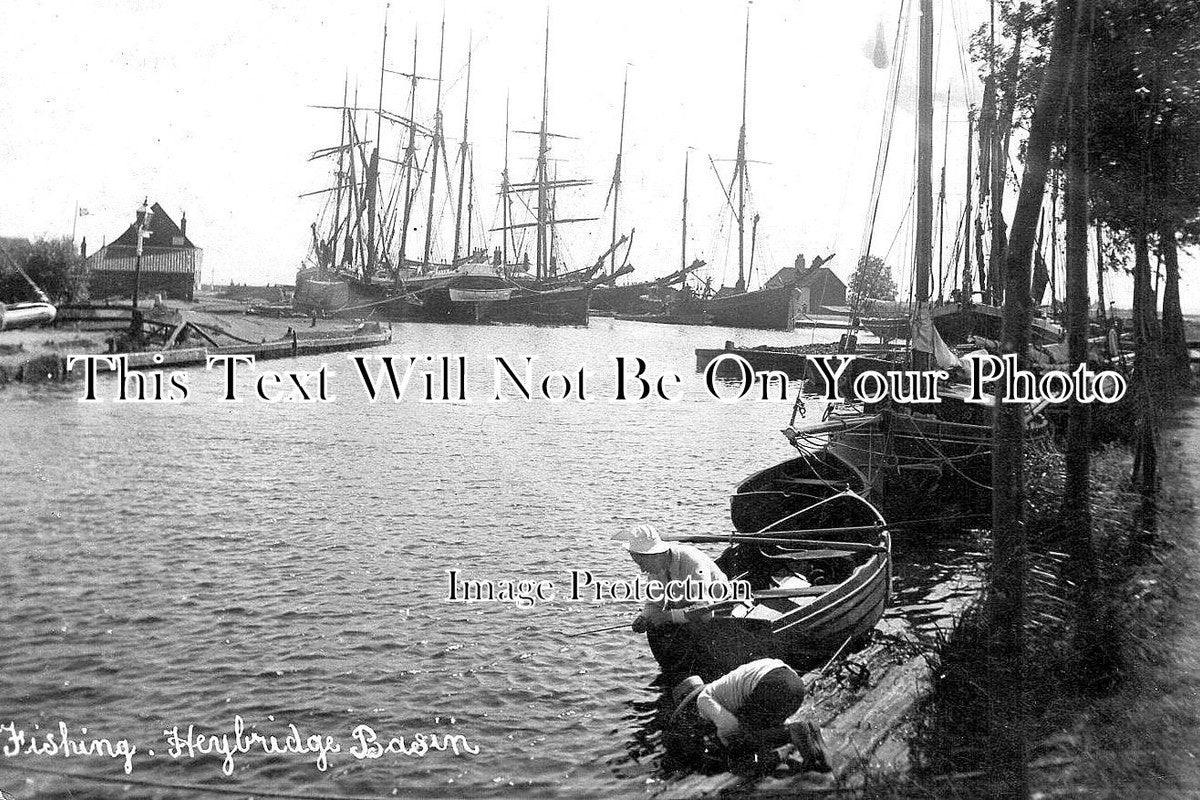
xmin=762 ymin=266 xmax=845 ymax=291
xmin=109 ymin=203 xmax=196 ymax=250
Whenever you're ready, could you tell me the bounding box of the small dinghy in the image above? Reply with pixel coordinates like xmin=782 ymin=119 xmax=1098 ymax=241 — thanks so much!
xmin=649 ymin=491 xmax=891 ymax=681
xmin=0 ymin=300 xmax=57 ymax=331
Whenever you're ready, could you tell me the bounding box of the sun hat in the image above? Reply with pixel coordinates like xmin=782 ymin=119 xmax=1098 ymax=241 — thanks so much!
xmin=670 ymin=675 xmax=706 ymax=722
xmin=612 ymin=524 xmax=670 ymax=555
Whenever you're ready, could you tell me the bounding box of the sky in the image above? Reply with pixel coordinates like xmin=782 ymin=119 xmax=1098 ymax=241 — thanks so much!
xmin=2 ymin=0 xmax=1196 ymax=312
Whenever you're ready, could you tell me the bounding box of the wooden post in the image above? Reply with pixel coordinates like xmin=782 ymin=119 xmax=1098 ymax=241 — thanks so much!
xmin=912 ymin=0 xmax=934 ymax=372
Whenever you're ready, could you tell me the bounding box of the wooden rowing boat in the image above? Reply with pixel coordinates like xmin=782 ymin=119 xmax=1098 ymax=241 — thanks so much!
xmin=730 ymin=446 xmax=870 ymax=533
xmin=648 ymin=491 xmax=891 ymax=682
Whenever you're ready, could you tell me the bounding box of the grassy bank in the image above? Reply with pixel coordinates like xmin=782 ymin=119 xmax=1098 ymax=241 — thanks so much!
xmin=880 ymin=395 xmax=1197 ymax=798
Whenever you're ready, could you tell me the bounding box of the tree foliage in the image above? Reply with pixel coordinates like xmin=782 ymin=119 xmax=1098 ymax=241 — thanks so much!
xmin=848 ymin=255 xmax=898 ymax=303
xmin=1089 ymin=0 xmax=1200 ymax=235
xmin=0 ymin=237 xmax=85 ymax=303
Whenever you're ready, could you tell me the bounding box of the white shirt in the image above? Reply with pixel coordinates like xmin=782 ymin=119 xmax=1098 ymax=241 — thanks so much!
xmin=696 ymin=658 xmax=792 ymax=742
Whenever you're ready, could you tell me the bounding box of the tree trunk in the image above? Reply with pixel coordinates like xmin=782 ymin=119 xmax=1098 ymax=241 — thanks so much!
xmin=989 ymin=28 xmax=1026 ymax=303
xmin=990 ymin=0 xmax=1078 ymax=795
xmin=1063 ymin=0 xmax=1108 ymax=683
xmin=1160 ymin=223 xmax=1189 ymax=382
xmin=1131 ymin=216 xmax=1159 ymax=492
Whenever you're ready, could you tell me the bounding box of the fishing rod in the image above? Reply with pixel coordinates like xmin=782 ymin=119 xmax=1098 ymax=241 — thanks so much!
xmin=565 ymin=622 xmax=629 ymax=638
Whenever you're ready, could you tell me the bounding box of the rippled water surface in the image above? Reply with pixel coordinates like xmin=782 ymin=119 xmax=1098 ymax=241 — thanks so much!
xmin=0 ymin=320 xmax=975 ymax=799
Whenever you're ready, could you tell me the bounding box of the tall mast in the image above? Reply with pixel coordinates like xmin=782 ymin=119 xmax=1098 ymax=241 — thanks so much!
xmin=536 ymin=15 xmax=551 ymax=281
xmin=466 ymin=149 xmax=475 ymax=257
xmin=422 ymin=12 xmax=447 ymax=270
xmin=376 ymin=5 xmax=388 ymax=148
xmin=502 ymin=94 xmax=511 ymax=266
xmin=749 ymin=213 xmax=760 ymax=286
xmin=962 ymin=108 xmax=975 ymax=300
xmin=366 ymin=5 xmax=389 ymax=280
xmin=347 ymin=83 xmax=361 ymax=270
xmin=610 ymin=66 xmax=629 ymax=276
xmin=913 ymin=0 xmax=934 ymax=370
xmin=937 ymin=84 xmax=951 ymax=300
xmin=681 ymin=150 xmax=690 ymax=272
xmin=329 ymin=75 xmax=349 ymax=278
xmin=1095 ymin=222 xmax=1107 ymax=321
xmin=735 ymin=6 xmax=750 ymax=292
xmin=453 ymin=36 xmax=473 ymax=263
xmin=550 ymin=162 xmax=558 ymax=273
xmin=395 ymin=34 xmax=419 ymax=286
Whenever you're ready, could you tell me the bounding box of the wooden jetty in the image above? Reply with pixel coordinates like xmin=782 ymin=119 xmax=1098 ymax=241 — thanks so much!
xmin=0 ymin=316 xmax=391 ymax=384
xmin=113 ymin=328 xmax=392 ymax=371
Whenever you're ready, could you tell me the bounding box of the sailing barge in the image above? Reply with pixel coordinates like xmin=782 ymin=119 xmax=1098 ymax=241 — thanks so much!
xmin=691 ymin=11 xmax=803 ymax=332
xmin=932 ymin=302 xmax=1063 ymax=345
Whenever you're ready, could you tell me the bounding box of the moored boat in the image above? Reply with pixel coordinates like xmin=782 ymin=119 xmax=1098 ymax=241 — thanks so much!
xmin=731 ymin=447 xmax=870 ymax=533
xmin=774 ymin=387 xmax=1057 ymax=518
xmin=702 ymin=283 xmax=801 ymax=331
xmin=591 ymin=260 xmax=706 ymax=316
xmin=648 ymin=491 xmax=891 ymax=681
xmin=0 ymin=245 xmax=59 ymax=331
xmin=860 ymin=315 xmax=910 ymax=342
xmin=932 ymin=302 xmax=1062 ymax=345
xmin=0 ymin=301 xmax=57 ymax=331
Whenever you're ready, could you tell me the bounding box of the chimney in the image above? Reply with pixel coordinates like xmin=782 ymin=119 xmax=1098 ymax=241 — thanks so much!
xmin=81 ymin=237 xmax=88 ymax=260
xmin=181 ymin=212 xmax=187 ymax=238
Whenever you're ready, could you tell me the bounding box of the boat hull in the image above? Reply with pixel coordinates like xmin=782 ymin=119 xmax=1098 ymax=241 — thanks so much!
xmin=647 ymin=491 xmax=891 ymax=682
xmin=294 ymin=268 xmax=591 ymax=326
xmin=476 ymin=286 xmax=591 ymax=326
xmin=861 ymin=316 xmax=909 ymax=342
xmin=590 ymin=282 xmax=663 ymax=315
xmin=933 ymin=303 xmax=1062 ymax=345
xmin=773 ymin=396 xmax=1057 ymax=517
xmin=730 ymin=449 xmax=869 ymax=533
xmin=0 ymin=302 xmax=57 ymax=331
xmin=702 ymin=285 xmax=800 ymax=331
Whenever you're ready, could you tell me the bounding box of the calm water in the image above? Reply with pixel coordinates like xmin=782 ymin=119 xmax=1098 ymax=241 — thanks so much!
xmin=0 ymin=319 xmax=976 ymax=799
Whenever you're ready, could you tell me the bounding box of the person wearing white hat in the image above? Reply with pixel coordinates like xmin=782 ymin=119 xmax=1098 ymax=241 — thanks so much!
xmin=612 ymin=524 xmax=731 ymax=633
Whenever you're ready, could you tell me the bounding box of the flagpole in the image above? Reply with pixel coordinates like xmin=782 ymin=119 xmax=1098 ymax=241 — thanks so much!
xmin=72 ymin=202 xmax=78 ymax=242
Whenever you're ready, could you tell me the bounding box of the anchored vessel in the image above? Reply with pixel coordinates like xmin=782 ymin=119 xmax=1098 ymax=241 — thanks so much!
xmin=297 ymin=14 xmax=626 ymax=326
xmin=696 ymin=9 xmax=802 ymax=332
